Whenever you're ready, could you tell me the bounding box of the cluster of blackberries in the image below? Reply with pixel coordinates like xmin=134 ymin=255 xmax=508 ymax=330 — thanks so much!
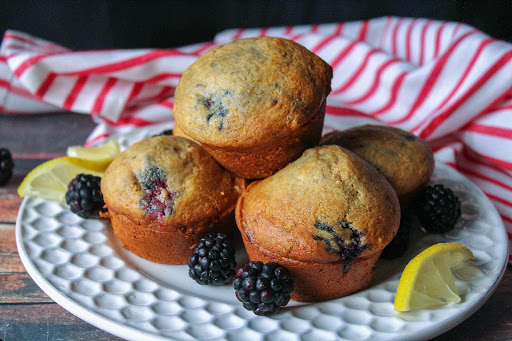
xmin=188 ymin=233 xmax=294 ymax=315
xmin=415 ymin=184 xmax=461 ymax=234
xmin=233 ymin=261 xmax=294 ymax=316
xmin=65 ymin=173 xmax=106 ymax=219
xmin=382 ymin=184 xmax=462 ymax=260
xmin=188 ymin=232 xmax=236 ymax=286
xmin=0 ymin=148 xmax=14 ymax=186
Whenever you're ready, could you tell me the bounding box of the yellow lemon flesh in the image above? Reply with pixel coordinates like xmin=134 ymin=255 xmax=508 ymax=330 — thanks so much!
xmin=18 ymin=157 xmax=105 ymax=203
xmin=66 ymin=139 xmax=120 ymax=171
xmin=394 ymin=242 xmax=474 ymax=312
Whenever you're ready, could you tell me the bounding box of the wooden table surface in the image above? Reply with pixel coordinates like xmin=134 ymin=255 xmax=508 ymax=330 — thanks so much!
xmin=0 ymin=112 xmax=511 ymax=341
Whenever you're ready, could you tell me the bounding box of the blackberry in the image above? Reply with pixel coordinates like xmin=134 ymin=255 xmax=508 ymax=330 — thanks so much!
xmin=0 ymin=148 xmax=14 ymax=186
xmin=415 ymin=184 xmax=461 ymax=234
xmin=381 ymin=210 xmax=414 ymax=259
xmin=65 ymin=174 xmax=106 ymax=219
xmin=233 ymin=261 xmax=294 ymax=316
xmin=188 ymin=233 xmax=236 ymax=286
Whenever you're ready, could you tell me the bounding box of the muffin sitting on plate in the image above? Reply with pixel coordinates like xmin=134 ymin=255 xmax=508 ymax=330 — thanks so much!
xmin=101 ymin=136 xmax=245 ymax=264
xmin=235 ymin=145 xmax=401 ymax=301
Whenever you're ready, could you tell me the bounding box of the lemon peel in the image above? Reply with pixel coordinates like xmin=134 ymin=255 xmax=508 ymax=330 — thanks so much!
xmin=66 ymin=139 xmax=120 ymax=171
xmin=394 ymin=242 xmax=474 ymax=312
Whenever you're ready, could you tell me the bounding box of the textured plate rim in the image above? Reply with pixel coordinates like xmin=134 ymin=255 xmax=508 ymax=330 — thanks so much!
xmin=15 ymin=197 xmax=171 ymax=341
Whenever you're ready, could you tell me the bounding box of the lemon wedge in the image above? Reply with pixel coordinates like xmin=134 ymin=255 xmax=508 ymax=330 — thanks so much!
xmin=18 ymin=157 xmax=105 ymax=203
xmin=394 ymin=242 xmax=474 ymax=312
xmin=66 ymin=139 xmax=120 ymax=171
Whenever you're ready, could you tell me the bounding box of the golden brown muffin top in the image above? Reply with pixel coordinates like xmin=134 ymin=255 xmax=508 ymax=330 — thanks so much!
xmin=101 ymin=136 xmax=244 ymax=226
xmin=236 ymin=145 xmax=400 ymax=265
xmin=173 ymin=37 xmax=333 ymax=147
xmin=320 ymin=125 xmax=435 ymax=198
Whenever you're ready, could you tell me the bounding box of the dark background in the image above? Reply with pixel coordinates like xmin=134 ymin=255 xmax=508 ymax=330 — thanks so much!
xmin=1 ymin=0 xmax=511 ymax=50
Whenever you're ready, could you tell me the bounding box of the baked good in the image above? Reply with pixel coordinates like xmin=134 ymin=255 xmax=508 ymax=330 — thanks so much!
xmin=320 ymin=124 xmax=435 ymax=206
xmin=173 ymin=36 xmax=333 ymax=179
xmin=235 ymin=145 xmax=401 ymax=302
xmin=101 ymin=136 xmax=245 ymax=264
xmin=172 ymin=123 xmax=195 ymax=141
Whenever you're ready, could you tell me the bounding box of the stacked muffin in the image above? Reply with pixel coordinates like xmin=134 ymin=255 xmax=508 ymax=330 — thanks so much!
xmin=173 ymin=37 xmax=333 ymax=179
xmin=102 ymin=37 xmax=434 ymax=302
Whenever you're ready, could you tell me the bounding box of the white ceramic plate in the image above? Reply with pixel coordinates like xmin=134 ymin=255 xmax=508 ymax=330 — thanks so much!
xmin=16 ymin=124 xmax=508 ymax=341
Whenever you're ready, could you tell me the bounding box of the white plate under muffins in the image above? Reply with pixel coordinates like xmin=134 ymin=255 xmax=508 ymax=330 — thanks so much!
xmin=16 ymin=123 xmax=508 ymax=341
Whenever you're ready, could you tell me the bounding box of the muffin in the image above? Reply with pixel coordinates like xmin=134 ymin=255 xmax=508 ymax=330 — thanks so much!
xmin=320 ymin=125 xmax=435 ymax=206
xmin=235 ymin=145 xmax=401 ymax=302
xmin=101 ymin=136 xmax=245 ymax=264
xmin=172 ymin=123 xmax=195 ymax=141
xmin=173 ymin=37 xmax=333 ymax=179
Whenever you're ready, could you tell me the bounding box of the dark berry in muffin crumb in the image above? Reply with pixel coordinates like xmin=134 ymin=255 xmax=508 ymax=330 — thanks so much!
xmin=188 ymin=233 xmax=236 ymax=286
xmin=415 ymin=184 xmax=461 ymax=234
xmin=138 ymin=162 xmax=176 ymax=219
xmin=233 ymin=261 xmax=294 ymax=315
xmin=313 ymin=221 xmax=371 ymax=272
xmin=197 ymin=90 xmax=233 ymax=131
xmin=65 ymin=174 xmax=106 ymax=219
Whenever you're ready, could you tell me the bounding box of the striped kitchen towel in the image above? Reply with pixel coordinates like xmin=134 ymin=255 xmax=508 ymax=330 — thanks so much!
xmin=1 ymin=17 xmax=511 ymax=259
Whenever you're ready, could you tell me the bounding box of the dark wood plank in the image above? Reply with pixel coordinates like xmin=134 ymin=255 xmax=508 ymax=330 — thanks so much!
xmin=0 ymin=224 xmax=53 ymax=303
xmin=0 ymin=112 xmax=96 ymax=157
xmin=0 ymin=273 xmax=53 ymax=304
xmin=0 ymin=173 xmax=24 ymax=223
xmin=0 ymin=304 xmax=124 ymax=341
xmin=0 ymin=224 xmax=23 ymax=273
xmin=1 ymin=112 xmax=96 ymax=223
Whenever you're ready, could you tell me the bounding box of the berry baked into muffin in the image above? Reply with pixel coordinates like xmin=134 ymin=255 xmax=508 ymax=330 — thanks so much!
xmin=101 ymin=136 xmax=245 ymax=264
xmin=321 ymin=125 xmax=435 ymax=206
xmin=173 ymin=37 xmax=333 ymax=179
xmin=235 ymin=145 xmax=401 ymax=301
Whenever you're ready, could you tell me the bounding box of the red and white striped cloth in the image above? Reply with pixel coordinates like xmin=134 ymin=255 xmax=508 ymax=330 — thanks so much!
xmin=1 ymin=17 xmax=511 ymax=259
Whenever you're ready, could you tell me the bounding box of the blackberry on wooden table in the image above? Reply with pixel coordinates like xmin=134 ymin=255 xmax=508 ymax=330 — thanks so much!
xmin=0 ymin=148 xmax=14 ymax=186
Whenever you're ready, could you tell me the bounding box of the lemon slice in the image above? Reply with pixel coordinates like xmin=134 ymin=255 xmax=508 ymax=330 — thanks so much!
xmin=66 ymin=139 xmax=120 ymax=171
xmin=394 ymin=242 xmax=474 ymax=312
xmin=18 ymin=157 xmax=104 ymax=203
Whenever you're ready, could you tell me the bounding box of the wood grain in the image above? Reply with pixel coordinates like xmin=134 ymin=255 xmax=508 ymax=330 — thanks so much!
xmin=0 ymin=224 xmax=23 ymax=273
xmin=0 ymin=174 xmax=24 ymax=224
xmin=0 ymin=112 xmax=96 ymax=157
xmin=0 ymin=304 xmax=123 ymax=340
xmin=0 ymin=273 xmax=53 ymax=304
